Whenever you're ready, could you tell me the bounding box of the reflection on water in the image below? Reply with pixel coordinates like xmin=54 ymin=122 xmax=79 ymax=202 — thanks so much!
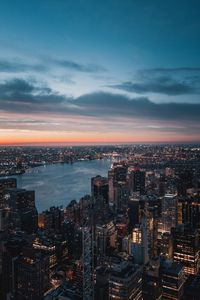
xmin=15 ymin=159 xmax=112 ymax=212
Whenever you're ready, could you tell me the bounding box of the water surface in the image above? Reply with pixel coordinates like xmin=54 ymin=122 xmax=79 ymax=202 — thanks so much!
xmin=15 ymin=159 xmax=112 ymax=212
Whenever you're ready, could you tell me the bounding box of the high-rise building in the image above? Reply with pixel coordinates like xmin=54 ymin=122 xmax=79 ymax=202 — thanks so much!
xmin=128 ymin=168 xmax=145 ymax=194
xmin=177 ymin=196 xmax=200 ymax=229
xmin=146 ymin=202 xmax=159 ymax=258
xmin=109 ymin=260 xmax=142 ymax=300
xmin=108 ymin=163 xmax=128 ymax=208
xmin=96 ymin=221 xmax=117 ymax=257
xmin=159 ymin=232 xmax=173 ymax=259
xmin=142 ymin=258 xmax=162 ymax=300
xmin=128 ymin=195 xmax=141 ymax=232
xmin=0 ymin=208 xmax=10 ymax=232
xmin=161 ymin=260 xmax=185 ymax=300
xmin=161 ymin=193 xmax=177 ymax=233
xmin=183 ymin=274 xmax=200 ymax=300
xmin=6 ymin=188 xmax=35 ymax=210
xmin=176 ymin=169 xmax=193 ymax=196
xmin=14 ymin=250 xmax=46 ymax=300
xmin=0 ymin=178 xmax=17 ymax=207
xmin=130 ymin=220 xmax=149 ymax=265
xmin=172 ymin=224 xmax=200 ymax=275
xmin=91 ymin=175 xmax=108 ymax=204
xmin=6 ymin=188 xmax=38 ymax=233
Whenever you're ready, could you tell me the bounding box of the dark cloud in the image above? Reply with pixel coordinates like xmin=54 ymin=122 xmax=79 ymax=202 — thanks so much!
xmin=0 ymin=57 xmax=107 ymax=76
xmin=0 ymin=78 xmax=200 ymax=125
xmin=111 ymin=76 xmax=198 ymax=95
xmin=0 ymin=59 xmax=47 ymax=73
xmin=110 ymin=67 xmax=200 ymax=95
xmin=51 ymin=59 xmax=107 ymax=73
xmin=0 ymin=78 xmax=66 ymax=105
xmin=138 ymin=67 xmax=200 ymax=76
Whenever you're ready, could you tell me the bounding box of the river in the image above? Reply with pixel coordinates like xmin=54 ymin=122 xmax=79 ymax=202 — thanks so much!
xmin=14 ymin=159 xmax=112 ymax=212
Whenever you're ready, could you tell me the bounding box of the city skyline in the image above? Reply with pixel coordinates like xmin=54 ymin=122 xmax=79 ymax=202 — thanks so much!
xmin=1 ymin=0 xmax=200 ymax=145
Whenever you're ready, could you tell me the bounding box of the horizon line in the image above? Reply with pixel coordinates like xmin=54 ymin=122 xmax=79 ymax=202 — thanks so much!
xmin=1 ymin=141 xmax=200 ymax=147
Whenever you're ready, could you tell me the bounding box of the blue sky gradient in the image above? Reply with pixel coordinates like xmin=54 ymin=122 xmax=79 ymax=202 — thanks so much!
xmin=0 ymin=0 xmax=200 ymax=144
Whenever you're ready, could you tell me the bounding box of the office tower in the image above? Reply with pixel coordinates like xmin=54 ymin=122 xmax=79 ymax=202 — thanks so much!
xmin=177 ymin=196 xmax=200 ymax=229
xmin=172 ymin=224 xmax=200 ymax=275
xmin=82 ymin=224 xmax=94 ymax=300
xmin=128 ymin=195 xmax=141 ymax=232
xmin=177 ymin=169 xmax=193 ymax=196
xmin=130 ymin=220 xmax=149 ymax=265
xmin=0 ymin=178 xmax=17 ymax=207
xmin=142 ymin=258 xmax=162 ymax=300
xmin=6 ymin=188 xmax=35 ymax=210
xmin=6 ymin=188 xmax=38 ymax=233
xmin=128 ymin=168 xmax=145 ymax=194
xmin=161 ymin=260 xmax=185 ymax=300
xmin=146 ymin=204 xmax=159 ymax=258
xmin=113 ymin=181 xmax=129 ymax=211
xmin=0 ymin=208 xmax=10 ymax=232
xmin=108 ymin=162 xmax=128 ymax=208
xmin=183 ymin=274 xmax=200 ymax=300
xmin=159 ymin=232 xmax=173 ymax=259
xmin=95 ymin=266 xmax=109 ymax=300
xmin=14 ymin=250 xmax=46 ymax=300
xmin=91 ymin=175 xmax=108 ymax=204
xmin=161 ymin=193 xmax=177 ymax=233
xmin=159 ymin=174 xmax=166 ymax=197
xmin=1 ymin=233 xmax=28 ymax=300
xmin=109 ymin=260 xmax=142 ymax=300
xmin=96 ymin=221 xmax=117 ymax=257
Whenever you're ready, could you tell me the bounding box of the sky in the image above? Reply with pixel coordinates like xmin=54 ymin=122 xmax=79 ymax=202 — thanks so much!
xmin=0 ymin=0 xmax=200 ymax=145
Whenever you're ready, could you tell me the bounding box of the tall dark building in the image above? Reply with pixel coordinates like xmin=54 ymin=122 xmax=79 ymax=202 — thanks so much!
xmin=109 ymin=260 xmax=142 ymax=300
xmin=91 ymin=175 xmax=108 ymax=203
xmin=128 ymin=195 xmax=142 ymax=232
xmin=108 ymin=162 xmax=128 ymax=207
xmin=129 ymin=168 xmax=145 ymax=194
xmin=183 ymin=275 xmax=200 ymax=300
xmin=0 ymin=178 xmax=17 ymax=207
xmin=14 ymin=250 xmax=46 ymax=300
xmin=172 ymin=224 xmax=200 ymax=275
xmin=6 ymin=188 xmax=35 ymax=210
xmin=176 ymin=169 xmax=193 ymax=196
xmin=177 ymin=196 xmax=200 ymax=229
xmin=6 ymin=188 xmax=38 ymax=233
xmin=161 ymin=260 xmax=185 ymax=300
xmin=142 ymin=258 xmax=162 ymax=300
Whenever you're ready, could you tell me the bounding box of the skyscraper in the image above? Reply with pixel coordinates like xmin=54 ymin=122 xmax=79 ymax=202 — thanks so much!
xmin=128 ymin=168 xmax=145 ymax=195
xmin=14 ymin=250 xmax=46 ymax=300
xmin=109 ymin=260 xmax=142 ymax=300
xmin=161 ymin=260 xmax=185 ymax=300
xmin=172 ymin=224 xmax=200 ymax=275
xmin=161 ymin=193 xmax=177 ymax=233
xmin=91 ymin=175 xmax=109 ymax=204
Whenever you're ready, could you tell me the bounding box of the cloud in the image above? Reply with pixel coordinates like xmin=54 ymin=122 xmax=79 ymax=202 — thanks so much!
xmin=111 ymin=77 xmax=198 ymax=95
xmin=0 ymin=57 xmax=107 ymax=75
xmin=0 ymin=78 xmax=200 ymax=124
xmin=51 ymin=58 xmax=107 ymax=73
xmin=110 ymin=67 xmax=200 ymax=96
xmin=0 ymin=78 xmax=66 ymax=105
xmin=138 ymin=67 xmax=200 ymax=75
xmin=0 ymin=59 xmax=47 ymax=73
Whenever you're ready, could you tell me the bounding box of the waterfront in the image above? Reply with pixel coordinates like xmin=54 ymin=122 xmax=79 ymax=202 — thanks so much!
xmin=14 ymin=159 xmax=112 ymax=212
